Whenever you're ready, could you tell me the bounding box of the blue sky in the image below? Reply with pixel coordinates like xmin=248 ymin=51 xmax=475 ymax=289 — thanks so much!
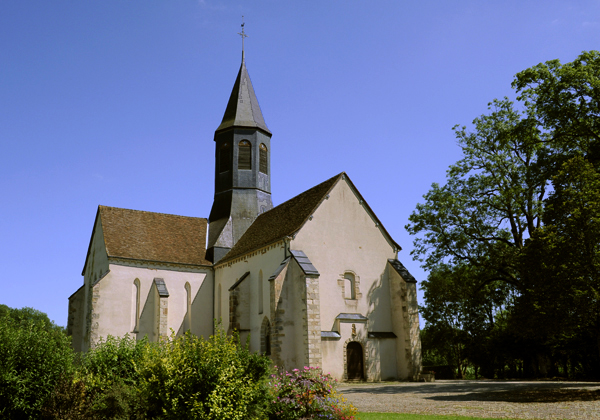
xmin=1 ymin=1 xmax=598 ymax=326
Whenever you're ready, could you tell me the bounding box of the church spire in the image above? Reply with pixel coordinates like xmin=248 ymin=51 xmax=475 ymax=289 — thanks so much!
xmin=215 ymin=20 xmax=271 ymax=135
xmin=207 ymin=23 xmax=274 ymax=263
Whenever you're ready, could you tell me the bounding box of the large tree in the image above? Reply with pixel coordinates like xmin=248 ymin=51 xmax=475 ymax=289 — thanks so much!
xmin=410 ymin=51 xmax=600 ymax=377
xmin=406 ymin=98 xmax=546 ymax=289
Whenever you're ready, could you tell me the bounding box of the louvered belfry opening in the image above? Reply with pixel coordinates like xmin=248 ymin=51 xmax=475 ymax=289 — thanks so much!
xmin=259 ymin=143 xmax=268 ymax=174
xmin=219 ymin=142 xmax=231 ymax=172
xmin=238 ymin=140 xmax=252 ymax=170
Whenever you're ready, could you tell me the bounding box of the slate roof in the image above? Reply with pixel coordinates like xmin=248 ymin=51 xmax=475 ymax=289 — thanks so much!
xmin=154 ymin=278 xmax=170 ymax=297
xmin=216 ymin=58 xmax=271 ymax=135
xmin=290 ymin=250 xmax=319 ymax=277
xmin=218 ymin=173 xmax=343 ymax=264
xmin=388 ymin=259 xmax=417 ymax=283
xmin=83 ymin=206 xmax=211 ymax=273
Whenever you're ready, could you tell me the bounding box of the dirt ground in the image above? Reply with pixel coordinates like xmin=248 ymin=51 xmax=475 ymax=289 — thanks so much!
xmin=338 ymin=380 xmax=600 ymax=419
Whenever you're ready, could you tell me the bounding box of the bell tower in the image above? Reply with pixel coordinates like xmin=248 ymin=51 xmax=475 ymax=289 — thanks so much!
xmin=207 ymin=34 xmax=273 ymax=263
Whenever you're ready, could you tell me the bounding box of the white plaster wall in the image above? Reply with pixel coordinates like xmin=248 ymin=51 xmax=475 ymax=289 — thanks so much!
xmin=291 ymin=178 xmax=402 ymax=380
xmin=215 ymin=242 xmax=286 ymax=352
xmin=91 ymin=263 xmax=212 ymax=345
xmin=81 ymin=217 xmax=110 ymax=351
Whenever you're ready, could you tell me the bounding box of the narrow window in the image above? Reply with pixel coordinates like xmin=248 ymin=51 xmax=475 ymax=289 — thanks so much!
xmin=132 ymin=279 xmax=140 ymax=332
xmin=238 ymin=140 xmax=252 ymax=170
xmin=217 ymin=284 xmax=222 ymax=322
xmin=344 ymin=273 xmax=356 ymax=299
xmin=259 ymin=143 xmax=268 ymax=174
xmin=219 ymin=142 xmax=231 ymax=172
xmin=183 ymin=282 xmax=192 ymax=332
xmin=258 ymin=270 xmax=264 ymax=314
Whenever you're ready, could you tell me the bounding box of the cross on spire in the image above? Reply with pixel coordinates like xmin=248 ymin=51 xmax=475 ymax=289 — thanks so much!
xmin=238 ymin=16 xmax=248 ymax=62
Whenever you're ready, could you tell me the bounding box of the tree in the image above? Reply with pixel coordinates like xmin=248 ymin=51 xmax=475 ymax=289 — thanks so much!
xmin=518 ymin=156 xmax=600 ymax=376
xmin=407 ymin=99 xmax=546 ymax=290
xmin=0 ymin=306 xmax=73 ymax=419
xmin=410 ymin=51 xmax=600 ymax=378
xmin=513 ymin=50 xmax=600 ymax=165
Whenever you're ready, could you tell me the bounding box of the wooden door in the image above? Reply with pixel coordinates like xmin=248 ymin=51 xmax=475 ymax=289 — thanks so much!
xmin=347 ymin=341 xmax=364 ymax=380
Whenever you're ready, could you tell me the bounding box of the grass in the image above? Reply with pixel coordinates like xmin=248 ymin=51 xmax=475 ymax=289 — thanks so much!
xmin=358 ymin=414 xmax=522 ymax=420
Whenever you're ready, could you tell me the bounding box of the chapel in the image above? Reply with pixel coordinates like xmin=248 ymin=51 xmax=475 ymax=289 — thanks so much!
xmin=67 ymin=46 xmax=422 ymax=381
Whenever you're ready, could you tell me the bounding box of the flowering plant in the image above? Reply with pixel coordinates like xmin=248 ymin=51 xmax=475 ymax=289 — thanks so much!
xmin=268 ymin=366 xmax=356 ymax=420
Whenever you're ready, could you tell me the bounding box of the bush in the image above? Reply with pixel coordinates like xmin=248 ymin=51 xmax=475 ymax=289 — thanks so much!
xmin=269 ymin=366 xmax=357 ymax=420
xmin=138 ymin=330 xmax=272 ymax=420
xmin=0 ymin=308 xmax=73 ymax=419
xmin=78 ymin=334 xmax=147 ymax=419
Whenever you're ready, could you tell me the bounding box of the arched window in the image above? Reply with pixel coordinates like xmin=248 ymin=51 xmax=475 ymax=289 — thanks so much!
xmin=183 ymin=282 xmax=192 ymax=332
xmin=238 ymin=140 xmax=252 ymax=170
xmin=258 ymin=270 xmax=264 ymax=314
xmin=261 ymin=317 xmax=271 ymax=356
xmin=217 ymin=284 xmax=222 ymax=322
xmin=259 ymin=143 xmax=268 ymax=174
xmin=132 ymin=279 xmax=140 ymax=332
xmin=344 ymin=273 xmax=356 ymax=300
xmin=219 ymin=142 xmax=231 ymax=172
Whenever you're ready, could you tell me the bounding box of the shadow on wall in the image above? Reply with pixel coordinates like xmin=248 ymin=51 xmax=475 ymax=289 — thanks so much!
xmin=177 ymin=276 xmax=214 ymax=339
xmin=138 ymin=283 xmax=157 ymax=342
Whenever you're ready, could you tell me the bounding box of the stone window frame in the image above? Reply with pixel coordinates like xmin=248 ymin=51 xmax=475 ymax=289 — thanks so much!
xmin=342 ymin=337 xmax=368 ymax=381
xmin=337 ymin=270 xmax=361 ymax=301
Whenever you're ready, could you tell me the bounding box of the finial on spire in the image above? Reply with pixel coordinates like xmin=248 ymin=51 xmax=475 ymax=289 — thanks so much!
xmin=238 ymin=16 xmax=248 ymax=62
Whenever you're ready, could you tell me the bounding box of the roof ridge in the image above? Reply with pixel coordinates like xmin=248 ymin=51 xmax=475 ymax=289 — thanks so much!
xmin=260 ymin=172 xmax=344 ymax=216
xmin=98 ymin=205 xmax=206 ymax=221
xmin=216 ymin=172 xmax=344 ymax=265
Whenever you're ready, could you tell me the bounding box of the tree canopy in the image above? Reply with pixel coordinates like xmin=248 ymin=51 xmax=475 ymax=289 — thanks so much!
xmin=410 ymin=50 xmax=600 ymax=379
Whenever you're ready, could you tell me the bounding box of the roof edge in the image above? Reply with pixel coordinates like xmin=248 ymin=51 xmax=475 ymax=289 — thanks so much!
xmin=81 ymin=206 xmax=103 ymax=276
xmin=342 ymin=174 xmax=402 ymax=252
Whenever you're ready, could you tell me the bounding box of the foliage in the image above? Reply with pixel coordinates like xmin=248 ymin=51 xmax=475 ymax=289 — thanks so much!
xmin=409 ymin=50 xmax=600 ymax=379
xmin=138 ymin=330 xmax=272 ymax=420
xmin=358 ymin=414 xmax=514 ymax=420
xmin=269 ymin=366 xmax=357 ymax=420
xmin=0 ymin=306 xmax=73 ymax=419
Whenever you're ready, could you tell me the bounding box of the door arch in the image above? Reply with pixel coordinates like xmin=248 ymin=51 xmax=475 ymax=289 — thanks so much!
xmin=346 ymin=341 xmax=364 ymax=380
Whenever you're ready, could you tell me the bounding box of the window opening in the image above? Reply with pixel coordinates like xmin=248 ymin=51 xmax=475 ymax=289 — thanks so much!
xmin=132 ymin=279 xmax=141 ymax=332
xmin=258 ymin=270 xmax=264 ymax=314
xmin=259 ymin=143 xmax=268 ymax=174
xmin=344 ymin=273 xmax=356 ymax=299
xmin=238 ymin=140 xmax=252 ymax=170
xmin=219 ymin=142 xmax=231 ymax=172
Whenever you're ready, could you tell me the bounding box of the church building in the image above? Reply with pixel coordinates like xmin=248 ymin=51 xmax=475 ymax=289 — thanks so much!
xmin=67 ymin=46 xmax=422 ymax=381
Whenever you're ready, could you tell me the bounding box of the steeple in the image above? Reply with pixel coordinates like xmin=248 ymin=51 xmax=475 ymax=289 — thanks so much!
xmin=215 ymin=59 xmax=271 ymax=135
xmin=207 ymin=26 xmax=273 ymax=263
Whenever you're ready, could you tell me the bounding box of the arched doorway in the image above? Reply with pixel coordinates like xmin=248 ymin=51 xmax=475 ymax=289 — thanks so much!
xmin=346 ymin=341 xmax=364 ymax=380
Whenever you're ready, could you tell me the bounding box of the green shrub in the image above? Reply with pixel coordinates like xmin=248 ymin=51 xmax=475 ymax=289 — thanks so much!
xmin=269 ymin=366 xmax=357 ymax=420
xmin=0 ymin=308 xmax=73 ymax=419
xmin=138 ymin=330 xmax=271 ymax=420
xmin=78 ymin=334 xmax=148 ymax=419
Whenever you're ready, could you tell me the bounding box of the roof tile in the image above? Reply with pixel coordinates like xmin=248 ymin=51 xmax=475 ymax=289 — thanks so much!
xmin=219 ymin=173 xmax=342 ymax=263
xmin=99 ymin=206 xmax=211 ymax=266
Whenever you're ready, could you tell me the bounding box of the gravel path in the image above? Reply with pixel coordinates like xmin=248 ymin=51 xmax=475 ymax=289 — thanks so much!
xmin=338 ymin=380 xmax=600 ymax=419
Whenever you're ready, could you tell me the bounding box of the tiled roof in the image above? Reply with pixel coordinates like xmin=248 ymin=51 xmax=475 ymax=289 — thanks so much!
xmin=219 ymin=173 xmax=343 ymax=264
xmin=97 ymin=206 xmax=211 ymax=267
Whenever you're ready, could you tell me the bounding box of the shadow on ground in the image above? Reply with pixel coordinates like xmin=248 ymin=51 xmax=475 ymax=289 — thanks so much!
xmin=339 ymin=381 xmax=600 ymax=403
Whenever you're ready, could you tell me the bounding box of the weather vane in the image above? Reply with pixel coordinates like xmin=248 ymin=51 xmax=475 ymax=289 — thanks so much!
xmin=238 ymin=16 xmax=248 ymax=60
